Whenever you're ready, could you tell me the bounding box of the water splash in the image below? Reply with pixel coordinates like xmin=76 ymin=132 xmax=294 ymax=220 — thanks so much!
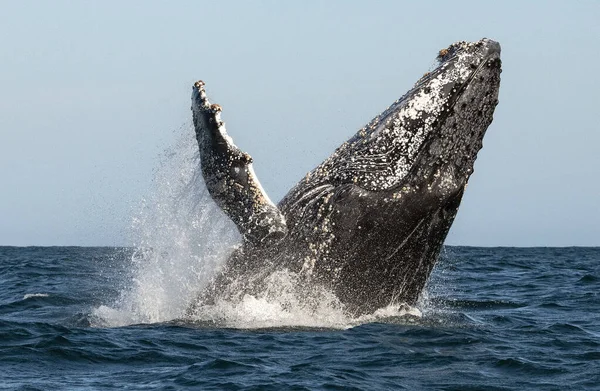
xmin=93 ymin=124 xmax=240 ymax=326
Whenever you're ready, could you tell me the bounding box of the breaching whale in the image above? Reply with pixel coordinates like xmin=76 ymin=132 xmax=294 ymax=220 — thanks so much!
xmin=188 ymin=38 xmax=501 ymax=315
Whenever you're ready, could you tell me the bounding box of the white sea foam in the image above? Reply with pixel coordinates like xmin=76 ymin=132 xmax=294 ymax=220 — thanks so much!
xmin=186 ymin=268 xmax=423 ymax=330
xmin=23 ymin=293 xmax=49 ymax=299
xmin=187 ymin=269 xmax=351 ymax=329
xmin=92 ymin=124 xmax=422 ymax=329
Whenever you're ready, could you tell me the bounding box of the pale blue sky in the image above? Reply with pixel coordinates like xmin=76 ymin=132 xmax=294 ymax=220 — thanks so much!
xmin=1 ymin=1 xmax=598 ymax=246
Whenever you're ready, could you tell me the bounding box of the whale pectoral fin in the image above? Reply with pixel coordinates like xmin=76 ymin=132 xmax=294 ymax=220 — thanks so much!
xmin=191 ymin=80 xmax=287 ymax=246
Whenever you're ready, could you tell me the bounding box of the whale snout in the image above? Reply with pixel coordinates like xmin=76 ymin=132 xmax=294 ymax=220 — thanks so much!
xmin=482 ymin=38 xmax=501 ymax=56
xmin=437 ymin=38 xmax=502 ymax=70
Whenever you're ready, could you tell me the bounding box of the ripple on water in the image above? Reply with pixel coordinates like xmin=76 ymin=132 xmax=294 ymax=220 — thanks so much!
xmin=2 ymin=246 xmax=600 ymax=389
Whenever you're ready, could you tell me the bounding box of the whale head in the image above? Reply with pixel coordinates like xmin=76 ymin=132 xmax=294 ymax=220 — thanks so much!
xmin=331 ymin=38 xmax=502 ymax=196
xmin=279 ymin=38 xmax=502 ymax=313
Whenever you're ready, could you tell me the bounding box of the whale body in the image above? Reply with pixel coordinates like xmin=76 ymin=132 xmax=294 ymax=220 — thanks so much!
xmin=189 ymin=38 xmax=502 ymax=315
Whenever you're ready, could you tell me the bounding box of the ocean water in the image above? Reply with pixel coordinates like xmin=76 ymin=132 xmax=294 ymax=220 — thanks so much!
xmin=1 ymin=246 xmax=599 ymax=390
xmin=2 ymin=128 xmax=599 ymax=389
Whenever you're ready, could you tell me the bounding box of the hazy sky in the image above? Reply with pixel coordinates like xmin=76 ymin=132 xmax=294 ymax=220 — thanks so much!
xmin=1 ymin=1 xmax=598 ymax=246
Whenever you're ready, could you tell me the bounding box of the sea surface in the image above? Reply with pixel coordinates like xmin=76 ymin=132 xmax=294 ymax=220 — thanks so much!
xmin=1 ymin=246 xmax=599 ymax=390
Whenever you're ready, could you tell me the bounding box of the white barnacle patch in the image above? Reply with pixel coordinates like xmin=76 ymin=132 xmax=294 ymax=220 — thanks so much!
xmin=404 ymin=75 xmax=447 ymax=120
xmin=301 ymin=256 xmax=316 ymax=275
xmin=431 ymin=166 xmax=459 ymax=195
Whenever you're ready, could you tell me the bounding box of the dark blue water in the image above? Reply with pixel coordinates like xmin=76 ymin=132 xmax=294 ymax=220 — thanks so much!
xmin=1 ymin=246 xmax=599 ymax=390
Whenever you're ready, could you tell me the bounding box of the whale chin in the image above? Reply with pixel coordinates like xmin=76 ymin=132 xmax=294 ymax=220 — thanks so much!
xmin=188 ymin=38 xmax=501 ymax=316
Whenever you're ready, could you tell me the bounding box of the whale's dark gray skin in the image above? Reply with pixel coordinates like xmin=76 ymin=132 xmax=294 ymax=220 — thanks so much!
xmin=189 ymin=38 xmax=501 ymax=315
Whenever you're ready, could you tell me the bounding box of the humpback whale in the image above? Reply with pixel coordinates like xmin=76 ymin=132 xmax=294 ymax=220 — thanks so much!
xmin=188 ymin=38 xmax=501 ymax=315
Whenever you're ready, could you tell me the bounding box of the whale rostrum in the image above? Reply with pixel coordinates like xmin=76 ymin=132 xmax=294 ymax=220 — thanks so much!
xmin=189 ymin=38 xmax=502 ymax=315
